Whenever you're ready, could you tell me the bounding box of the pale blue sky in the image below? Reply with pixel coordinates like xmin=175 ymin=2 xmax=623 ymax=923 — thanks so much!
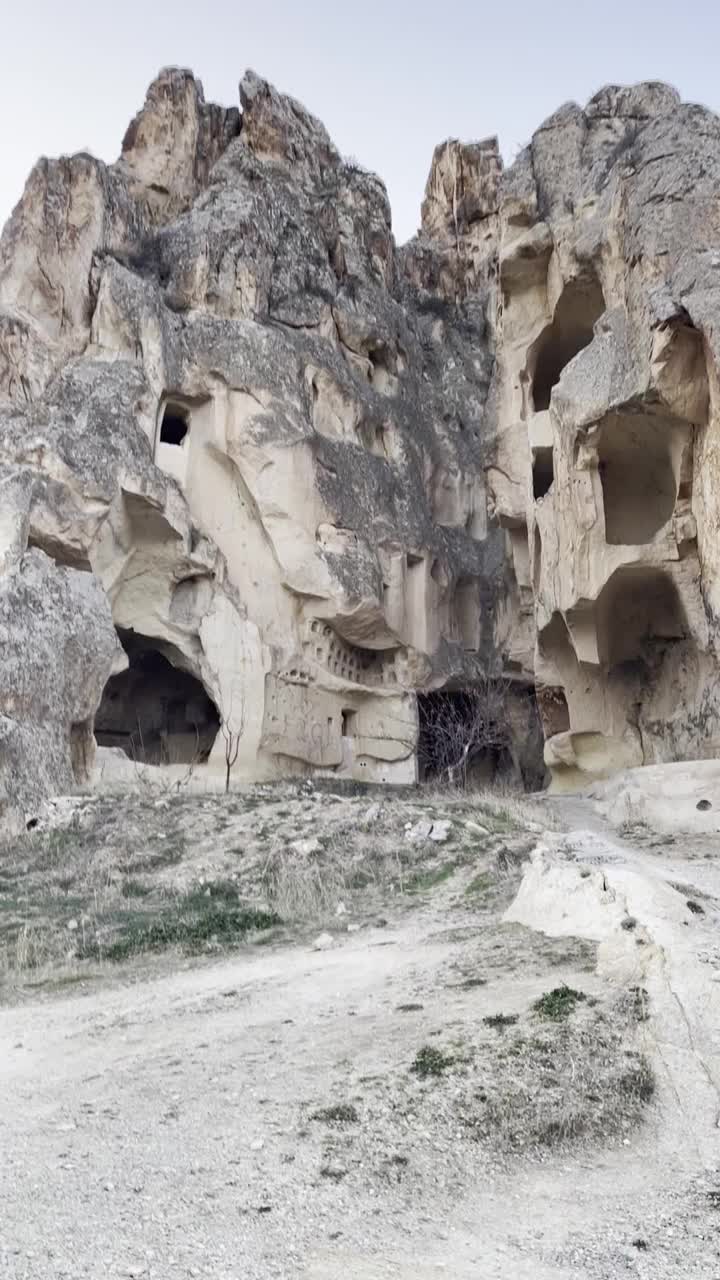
xmin=3 ymin=0 xmax=720 ymax=244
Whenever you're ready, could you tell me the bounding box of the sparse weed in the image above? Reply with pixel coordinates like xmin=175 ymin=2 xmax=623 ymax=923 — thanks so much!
xmin=311 ymin=1103 xmax=359 ymax=1124
xmin=483 ymin=1012 xmax=519 ymax=1031
xmin=533 ymin=985 xmax=587 ymax=1021
xmin=410 ymin=1045 xmax=456 ymax=1078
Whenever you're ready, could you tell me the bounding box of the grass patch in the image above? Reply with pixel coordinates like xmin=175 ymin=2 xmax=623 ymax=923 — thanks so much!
xmin=533 ymin=985 xmax=587 ymax=1021
xmin=410 ymin=1044 xmax=456 ymax=1078
xmin=456 ymin=1001 xmax=656 ymax=1152
xmin=465 ymin=871 xmax=494 ymax=896
xmin=483 ymin=1012 xmax=519 ymax=1031
xmin=182 ymin=880 xmax=242 ymax=908
xmin=406 ymin=862 xmax=457 ymax=893
xmin=77 ymin=900 xmax=281 ymax=963
xmin=120 ymin=878 xmax=151 ymax=899
xmin=311 ymin=1103 xmax=359 ymax=1124
xmin=617 ymin=1057 xmax=655 ymax=1103
xmin=129 ymin=842 xmax=185 ymax=873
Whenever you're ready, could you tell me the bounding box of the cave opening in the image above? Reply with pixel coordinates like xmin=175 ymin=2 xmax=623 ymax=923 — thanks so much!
xmin=95 ymin=629 xmax=220 ymax=765
xmin=597 ymin=568 xmax=687 ymax=670
xmin=341 ymin=708 xmax=358 ymax=736
xmin=416 ymin=689 xmax=513 ymax=786
xmin=159 ymin=403 xmax=189 ymax=447
xmin=533 ymin=447 xmax=554 ymax=500
xmin=598 ymin=411 xmax=678 ymax=545
xmin=533 ymin=525 xmax=543 ymax=594
xmin=531 ymin=276 xmax=605 ymax=412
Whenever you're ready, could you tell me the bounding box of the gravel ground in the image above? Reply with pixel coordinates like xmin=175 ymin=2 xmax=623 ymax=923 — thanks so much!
xmin=0 ymin=786 xmax=719 ymax=1277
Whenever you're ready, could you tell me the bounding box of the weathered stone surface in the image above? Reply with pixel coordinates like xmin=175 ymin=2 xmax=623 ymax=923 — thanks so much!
xmin=4 ymin=67 xmax=720 ymax=815
xmin=0 ymin=549 xmax=120 ymax=829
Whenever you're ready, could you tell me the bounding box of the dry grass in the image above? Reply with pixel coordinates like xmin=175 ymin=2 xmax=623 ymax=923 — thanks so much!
xmin=0 ymin=780 xmax=550 ymax=990
xmin=390 ymin=986 xmax=655 ymax=1155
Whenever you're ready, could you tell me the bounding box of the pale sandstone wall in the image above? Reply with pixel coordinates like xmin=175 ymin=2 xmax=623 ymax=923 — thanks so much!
xmin=3 ymin=70 xmax=720 ymax=816
xmin=0 ymin=68 xmax=508 ymax=818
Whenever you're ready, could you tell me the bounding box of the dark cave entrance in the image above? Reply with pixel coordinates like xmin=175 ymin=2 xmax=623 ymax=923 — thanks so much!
xmin=416 ymin=689 xmax=513 ymax=786
xmin=532 ymin=447 xmax=554 ymax=500
xmin=95 ymin=629 xmax=220 ymax=765
xmin=159 ymin=403 xmax=189 ymax=447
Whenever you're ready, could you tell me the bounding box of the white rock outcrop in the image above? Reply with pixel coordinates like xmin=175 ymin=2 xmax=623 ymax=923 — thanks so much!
xmin=3 ymin=71 xmax=720 ymax=816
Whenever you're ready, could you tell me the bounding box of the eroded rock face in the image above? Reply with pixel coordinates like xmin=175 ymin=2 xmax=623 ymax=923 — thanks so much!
xmin=492 ymin=83 xmax=720 ymax=788
xmin=3 ymin=68 xmax=720 ymax=813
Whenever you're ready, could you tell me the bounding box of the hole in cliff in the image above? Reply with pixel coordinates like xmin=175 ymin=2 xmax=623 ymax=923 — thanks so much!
xmin=597 ymin=569 xmax=687 ymax=669
xmin=536 ymin=685 xmax=571 ymax=737
xmin=341 ymin=709 xmax=358 ymax=737
xmin=417 ymin=689 xmax=512 ymax=786
xmin=598 ymin=411 xmax=679 ymax=544
xmin=95 ymin=630 xmax=219 ymax=765
xmin=530 ymin=276 xmax=605 ymax=412
xmin=533 ymin=526 xmax=542 ymax=593
xmin=532 ymin=447 xmax=554 ymax=500
xmin=160 ymin=404 xmax=189 ymax=447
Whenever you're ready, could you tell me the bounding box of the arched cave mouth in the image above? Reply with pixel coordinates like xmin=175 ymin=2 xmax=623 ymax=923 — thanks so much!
xmin=530 ymin=275 xmax=605 ymax=413
xmin=95 ymin=629 xmax=220 ymax=765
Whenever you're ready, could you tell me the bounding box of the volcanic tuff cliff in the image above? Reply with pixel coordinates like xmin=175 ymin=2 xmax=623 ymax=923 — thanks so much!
xmin=0 ymin=69 xmax=719 ymax=823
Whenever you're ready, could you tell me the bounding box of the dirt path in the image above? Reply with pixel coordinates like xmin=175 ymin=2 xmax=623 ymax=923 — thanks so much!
xmin=1 ymin=796 xmax=720 ymax=1278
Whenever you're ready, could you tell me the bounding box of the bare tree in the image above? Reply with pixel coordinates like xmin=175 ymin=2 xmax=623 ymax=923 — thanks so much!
xmin=220 ymin=693 xmax=245 ymax=794
xmin=417 ymin=676 xmax=512 ymax=789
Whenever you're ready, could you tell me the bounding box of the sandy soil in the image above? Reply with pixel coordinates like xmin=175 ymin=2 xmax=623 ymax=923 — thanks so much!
xmin=1 ymin=782 xmax=719 ymax=1278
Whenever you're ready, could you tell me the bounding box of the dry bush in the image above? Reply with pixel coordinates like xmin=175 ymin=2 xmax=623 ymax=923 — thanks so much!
xmin=456 ymin=991 xmax=654 ymax=1152
xmin=418 ymin=679 xmax=512 ymax=789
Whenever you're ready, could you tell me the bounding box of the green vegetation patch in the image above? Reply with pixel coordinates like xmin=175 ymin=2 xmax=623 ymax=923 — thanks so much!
xmin=77 ymin=898 xmax=281 ymax=963
xmin=311 ymin=1103 xmax=359 ymax=1124
xmin=533 ymin=985 xmax=587 ymax=1021
xmin=483 ymin=1012 xmax=519 ymax=1031
xmin=406 ymin=862 xmax=457 ymax=893
xmin=410 ymin=1044 xmax=456 ymax=1078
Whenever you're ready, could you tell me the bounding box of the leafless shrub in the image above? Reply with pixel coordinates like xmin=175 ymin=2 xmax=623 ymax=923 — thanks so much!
xmin=418 ymin=677 xmax=512 ymax=789
xmin=220 ymin=693 xmax=245 ymax=794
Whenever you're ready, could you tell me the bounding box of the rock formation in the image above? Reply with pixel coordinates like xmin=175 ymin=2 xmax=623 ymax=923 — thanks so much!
xmin=2 ymin=68 xmax=720 ymax=820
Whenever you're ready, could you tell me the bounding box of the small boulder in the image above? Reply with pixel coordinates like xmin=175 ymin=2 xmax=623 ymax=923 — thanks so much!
xmin=290 ymin=837 xmax=321 ymax=856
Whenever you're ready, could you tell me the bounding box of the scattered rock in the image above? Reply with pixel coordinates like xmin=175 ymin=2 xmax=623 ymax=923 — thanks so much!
xmin=429 ymin=820 xmax=452 ymax=843
xmin=465 ymin=820 xmax=490 ymax=836
xmin=291 ymin=838 xmax=322 ymax=857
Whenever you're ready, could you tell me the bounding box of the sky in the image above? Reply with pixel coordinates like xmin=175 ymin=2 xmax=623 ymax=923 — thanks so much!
xmin=3 ymin=0 xmax=720 ymax=245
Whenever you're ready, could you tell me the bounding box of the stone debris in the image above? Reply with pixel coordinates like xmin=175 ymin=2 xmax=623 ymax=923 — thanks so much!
xmin=406 ymin=818 xmax=452 ymax=844
xmin=290 ymin=837 xmax=322 ymax=857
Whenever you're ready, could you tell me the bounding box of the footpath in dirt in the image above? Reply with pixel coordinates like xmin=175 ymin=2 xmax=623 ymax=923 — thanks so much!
xmin=1 ymin=774 xmax=719 ymax=1278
